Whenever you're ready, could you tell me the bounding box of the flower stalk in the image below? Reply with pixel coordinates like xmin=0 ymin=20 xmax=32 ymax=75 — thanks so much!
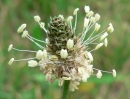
xmin=62 ymin=81 xmax=70 ymax=99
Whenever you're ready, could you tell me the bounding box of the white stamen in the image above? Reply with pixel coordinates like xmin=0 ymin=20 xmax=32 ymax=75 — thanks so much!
xmin=104 ymin=38 xmax=108 ymax=47
xmin=81 ymin=20 xmax=96 ymax=42
xmin=84 ymin=6 xmax=90 ymax=13
xmin=94 ymin=43 xmax=104 ymax=50
xmin=90 ymin=17 xmax=95 ymax=23
xmin=12 ymin=48 xmax=36 ymax=52
xmin=62 ymin=77 xmax=71 ymax=80
xmin=84 ymin=18 xmax=89 ymax=28
xmin=93 ymin=68 xmax=113 ymax=74
xmin=40 ymin=22 xmax=45 ymax=28
xmin=96 ymin=70 xmax=102 ymax=78
xmin=87 ymin=52 xmax=93 ymax=62
xmin=36 ymin=50 xmax=43 ymax=60
xmin=14 ymin=57 xmax=35 ymax=61
xmin=58 ymin=78 xmax=64 ymax=87
xmin=67 ymin=16 xmax=73 ymax=22
xmin=26 ymin=36 xmax=44 ymax=49
xmin=27 ymin=34 xmax=46 ymax=43
xmin=112 ymin=69 xmax=116 ymax=77
xmin=85 ymin=29 xmax=96 ymax=44
xmin=86 ymin=11 xmax=94 ymax=17
xmin=78 ymin=67 xmax=85 ymax=74
xmin=67 ymin=39 xmax=74 ymax=49
xmin=34 ymin=15 xmax=41 ymax=22
xmin=8 ymin=58 xmax=14 ymax=65
xmin=49 ymin=55 xmax=59 ymax=61
xmin=69 ymin=81 xmax=79 ymax=91
xmin=67 ymin=16 xmax=73 ymax=29
xmin=43 ymin=50 xmax=47 ymax=59
xmin=58 ymin=14 xmax=64 ymax=20
xmin=87 ymin=65 xmax=93 ymax=74
xmin=73 ymin=8 xmax=79 ymax=15
xmin=17 ymin=24 xmax=26 ymax=33
xmin=22 ymin=30 xmax=28 ymax=38
xmin=108 ymin=23 xmax=114 ymax=33
xmin=73 ymin=10 xmax=78 ymax=34
xmin=82 ymin=74 xmax=89 ymax=82
xmin=46 ymin=73 xmax=52 ymax=82
xmin=95 ymin=23 xmax=100 ymax=32
xmin=38 ymin=22 xmax=47 ymax=33
xmin=28 ymin=60 xmax=38 ymax=67
xmin=100 ymin=32 xmax=108 ymax=41
xmin=45 ymin=38 xmax=49 ymax=44
xmin=8 ymin=44 xmax=13 ymax=52
xmin=84 ymin=29 xmax=107 ymax=45
xmin=60 ymin=49 xmax=68 ymax=59
xmin=95 ymin=13 xmax=100 ymax=21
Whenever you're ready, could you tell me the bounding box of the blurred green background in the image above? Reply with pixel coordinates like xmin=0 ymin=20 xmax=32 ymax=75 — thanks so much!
xmin=1 ymin=0 xmax=130 ymax=99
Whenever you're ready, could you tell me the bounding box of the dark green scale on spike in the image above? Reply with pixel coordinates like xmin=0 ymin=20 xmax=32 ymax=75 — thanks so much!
xmin=46 ymin=16 xmax=74 ymax=56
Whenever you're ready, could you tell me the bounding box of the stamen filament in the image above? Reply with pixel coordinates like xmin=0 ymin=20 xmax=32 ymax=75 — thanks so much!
xmin=12 ymin=48 xmax=37 ymax=52
xmin=93 ymin=68 xmax=112 ymax=73
xmin=73 ymin=13 xmax=77 ymax=34
xmin=80 ymin=21 xmax=92 ymax=41
xmin=70 ymin=21 xmax=72 ymax=30
xmin=38 ymin=22 xmax=47 ymax=33
xmin=87 ymin=30 xmax=106 ymax=42
xmin=27 ymin=34 xmax=46 ymax=43
xmin=26 ymin=35 xmax=44 ymax=49
xmin=84 ymin=21 xmax=95 ymax=33
xmin=84 ymin=34 xmax=102 ymax=45
xmin=81 ymin=21 xmax=96 ymax=41
xmin=88 ymin=43 xmax=98 ymax=45
xmin=89 ymin=49 xmax=95 ymax=52
xmin=14 ymin=57 xmax=36 ymax=61
xmin=86 ymin=29 xmax=96 ymax=41
xmin=84 ymin=21 xmax=93 ymax=32
xmin=84 ymin=29 xmax=107 ymax=45
xmin=84 ymin=34 xmax=103 ymax=45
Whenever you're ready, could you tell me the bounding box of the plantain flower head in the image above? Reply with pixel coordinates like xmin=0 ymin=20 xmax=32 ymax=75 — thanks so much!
xmin=8 ymin=6 xmax=116 ymax=91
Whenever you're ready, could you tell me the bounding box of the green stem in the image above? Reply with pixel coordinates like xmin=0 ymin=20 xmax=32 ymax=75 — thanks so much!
xmin=62 ymin=80 xmax=70 ymax=99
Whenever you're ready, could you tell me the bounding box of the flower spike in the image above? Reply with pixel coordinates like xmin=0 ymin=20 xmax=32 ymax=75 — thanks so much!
xmin=9 ymin=5 xmax=116 ymax=91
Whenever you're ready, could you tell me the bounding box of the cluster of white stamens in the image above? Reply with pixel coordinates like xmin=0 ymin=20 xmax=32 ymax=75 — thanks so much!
xmin=8 ymin=6 xmax=116 ymax=91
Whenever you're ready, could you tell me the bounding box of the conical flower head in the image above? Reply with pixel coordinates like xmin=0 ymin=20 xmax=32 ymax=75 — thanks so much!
xmin=47 ymin=16 xmax=74 ymax=56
